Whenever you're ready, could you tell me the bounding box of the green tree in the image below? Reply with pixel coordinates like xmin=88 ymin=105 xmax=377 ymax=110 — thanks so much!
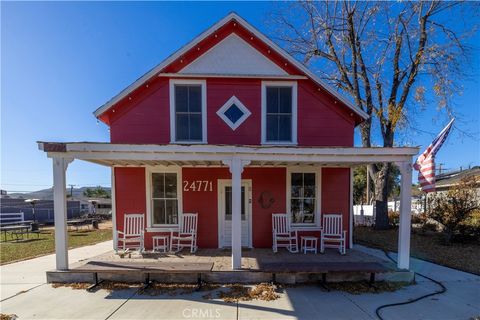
xmin=353 ymin=165 xmax=400 ymax=205
xmin=83 ymin=186 xmax=110 ymax=199
xmin=427 ymin=176 xmax=480 ymax=244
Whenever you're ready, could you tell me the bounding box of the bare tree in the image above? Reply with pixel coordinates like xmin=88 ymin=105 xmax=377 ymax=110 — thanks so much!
xmin=271 ymin=1 xmax=478 ymax=229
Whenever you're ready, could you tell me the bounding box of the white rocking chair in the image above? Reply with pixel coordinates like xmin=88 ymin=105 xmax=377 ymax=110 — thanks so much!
xmin=117 ymin=214 xmax=145 ymax=253
xmin=170 ymin=213 xmax=198 ymax=253
xmin=272 ymin=213 xmax=299 ymax=253
xmin=320 ymin=214 xmax=346 ymax=255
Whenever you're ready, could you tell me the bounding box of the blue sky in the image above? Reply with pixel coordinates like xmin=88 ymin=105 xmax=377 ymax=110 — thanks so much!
xmin=1 ymin=2 xmax=479 ymax=193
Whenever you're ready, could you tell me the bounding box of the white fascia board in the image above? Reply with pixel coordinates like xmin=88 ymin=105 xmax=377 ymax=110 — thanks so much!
xmin=158 ymin=73 xmax=307 ymax=80
xmin=40 ymin=142 xmax=419 ymax=164
xmin=93 ymin=13 xmax=368 ymax=121
xmin=57 ymin=142 xmax=418 ymax=156
xmin=45 ymin=151 xmax=416 ymax=164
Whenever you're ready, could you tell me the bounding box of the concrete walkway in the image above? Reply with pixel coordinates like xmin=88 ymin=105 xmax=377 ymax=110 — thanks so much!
xmin=1 ymin=240 xmax=113 ymax=301
xmin=1 ymin=243 xmax=479 ymax=319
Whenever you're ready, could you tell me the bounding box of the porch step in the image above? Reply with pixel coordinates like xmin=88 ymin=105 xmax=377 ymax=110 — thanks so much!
xmin=259 ymin=261 xmax=390 ymax=273
xmin=74 ymin=261 xmax=214 ymax=273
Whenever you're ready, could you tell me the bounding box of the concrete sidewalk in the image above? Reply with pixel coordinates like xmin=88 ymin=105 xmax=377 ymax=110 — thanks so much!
xmin=1 ymin=240 xmax=113 ymax=301
xmin=1 ymin=244 xmax=479 ymax=319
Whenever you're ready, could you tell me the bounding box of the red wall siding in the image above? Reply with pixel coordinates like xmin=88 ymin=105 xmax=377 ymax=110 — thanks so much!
xmin=114 ymin=167 xmax=146 ymax=234
xmin=321 ymin=167 xmax=351 ymax=248
xmin=114 ymin=166 xmax=351 ymax=250
xmin=298 ymin=80 xmax=354 ymax=146
xmin=182 ymin=167 xmax=286 ymax=248
xmin=110 ymin=79 xmax=170 ymax=144
xmin=109 ymin=77 xmax=355 ymax=146
xmin=244 ymin=168 xmax=286 ymax=248
xmin=207 ymin=79 xmax=262 ymax=145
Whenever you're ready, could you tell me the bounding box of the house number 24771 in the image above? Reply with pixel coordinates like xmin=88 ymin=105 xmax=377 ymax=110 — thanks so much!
xmin=183 ymin=180 xmax=213 ymax=192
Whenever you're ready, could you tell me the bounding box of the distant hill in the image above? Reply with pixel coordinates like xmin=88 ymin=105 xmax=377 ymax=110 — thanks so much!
xmin=7 ymin=187 xmax=111 ymax=200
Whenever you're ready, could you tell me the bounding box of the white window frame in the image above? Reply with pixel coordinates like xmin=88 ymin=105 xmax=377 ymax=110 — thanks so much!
xmin=261 ymin=81 xmax=298 ymax=145
xmin=145 ymin=165 xmax=183 ymax=231
xmin=169 ymin=79 xmax=207 ymax=144
xmin=286 ymin=166 xmax=322 ymax=230
xmin=216 ymin=95 xmax=252 ymax=130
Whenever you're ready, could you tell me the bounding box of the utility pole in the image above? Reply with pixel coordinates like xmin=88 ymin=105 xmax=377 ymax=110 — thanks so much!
xmin=437 ymin=163 xmax=444 ymax=175
xmin=68 ymin=184 xmax=75 ymax=197
xmin=366 ymin=166 xmax=370 ymax=204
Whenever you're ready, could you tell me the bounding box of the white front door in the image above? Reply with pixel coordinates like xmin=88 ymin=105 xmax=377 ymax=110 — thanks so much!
xmin=218 ymin=180 xmax=252 ymax=248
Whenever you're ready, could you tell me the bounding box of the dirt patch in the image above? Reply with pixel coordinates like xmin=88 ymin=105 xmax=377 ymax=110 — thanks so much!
xmin=327 ymin=281 xmax=410 ymax=294
xmin=51 ymin=282 xmax=91 ymax=290
xmin=0 ymin=314 xmax=17 ymax=320
xmin=210 ymin=283 xmax=280 ymax=303
xmin=51 ymin=281 xmax=140 ymax=292
xmin=139 ymin=283 xmax=196 ymax=296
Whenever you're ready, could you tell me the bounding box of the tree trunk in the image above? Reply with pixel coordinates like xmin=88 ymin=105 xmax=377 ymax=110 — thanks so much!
xmin=374 ymin=127 xmax=394 ymax=230
xmin=374 ymin=163 xmax=391 ymax=229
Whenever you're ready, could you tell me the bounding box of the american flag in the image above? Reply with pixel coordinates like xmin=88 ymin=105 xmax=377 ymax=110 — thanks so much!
xmin=413 ymin=118 xmax=455 ymax=193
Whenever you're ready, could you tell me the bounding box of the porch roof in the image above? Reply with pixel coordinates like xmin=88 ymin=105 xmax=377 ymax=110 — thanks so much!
xmin=37 ymin=142 xmax=419 ymax=167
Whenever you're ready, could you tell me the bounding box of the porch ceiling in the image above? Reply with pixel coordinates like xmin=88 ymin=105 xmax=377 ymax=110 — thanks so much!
xmin=37 ymin=142 xmax=419 ymax=167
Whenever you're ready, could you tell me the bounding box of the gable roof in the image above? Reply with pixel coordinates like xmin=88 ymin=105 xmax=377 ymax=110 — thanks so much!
xmin=93 ymin=12 xmax=369 ymax=122
xmin=179 ymin=33 xmax=289 ymax=76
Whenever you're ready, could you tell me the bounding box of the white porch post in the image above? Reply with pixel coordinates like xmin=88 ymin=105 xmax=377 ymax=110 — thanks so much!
xmin=223 ymin=158 xmax=250 ymax=270
xmin=397 ymin=161 xmax=413 ymax=269
xmin=52 ymin=157 xmax=72 ymax=270
xmin=349 ymin=167 xmax=354 ymax=248
xmin=111 ymin=167 xmax=118 ymax=251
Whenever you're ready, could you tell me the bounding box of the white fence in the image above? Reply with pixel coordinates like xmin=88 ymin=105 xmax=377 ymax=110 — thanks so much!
xmin=353 ymin=205 xmax=375 ymax=226
xmin=0 ymin=212 xmax=25 ymax=226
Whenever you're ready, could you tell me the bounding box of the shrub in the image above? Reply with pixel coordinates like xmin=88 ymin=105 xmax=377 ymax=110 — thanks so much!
xmin=427 ymin=176 xmax=480 ymax=244
xmin=388 ymin=210 xmax=399 ymax=227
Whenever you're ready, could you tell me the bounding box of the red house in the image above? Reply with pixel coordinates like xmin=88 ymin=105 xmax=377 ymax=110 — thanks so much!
xmin=39 ymin=13 xmax=417 ymax=271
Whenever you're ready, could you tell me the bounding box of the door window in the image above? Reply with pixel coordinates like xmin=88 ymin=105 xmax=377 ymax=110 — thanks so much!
xmin=224 ymin=186 xmax=246 ymax=221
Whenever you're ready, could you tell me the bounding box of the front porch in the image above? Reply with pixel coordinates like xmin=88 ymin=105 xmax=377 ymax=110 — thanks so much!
xmin=46 ymin=247 xmax=413 ymax=285
xmin=38 ymin=142 xmax=418 ymax=272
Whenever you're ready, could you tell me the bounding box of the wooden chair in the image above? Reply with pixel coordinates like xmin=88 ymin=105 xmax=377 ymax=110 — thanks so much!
xmin=272 ymin=213 xmax=298 ymax=253
xmin=170 ymin=213 xmax=198 ymax=253
xmin=117 ymin=214 xmax=145 ymax=253
xmin=320 ymin=214 xmax=346 ymax=255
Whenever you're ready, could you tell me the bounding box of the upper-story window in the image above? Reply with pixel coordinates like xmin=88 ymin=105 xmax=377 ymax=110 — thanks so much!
xmin=261 ymin=81 xmax=297 ymax=145
xmin=169 ymin=79 xmax=207 ymax=143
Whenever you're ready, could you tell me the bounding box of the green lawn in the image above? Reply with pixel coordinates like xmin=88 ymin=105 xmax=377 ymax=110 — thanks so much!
xmin=0 ymin=228 xmax=113 ymax=265
xmin=354 ymin=226 xmax=480 ymax=275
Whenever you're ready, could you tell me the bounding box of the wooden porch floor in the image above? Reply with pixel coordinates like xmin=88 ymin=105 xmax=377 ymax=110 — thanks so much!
xmin=71 ymin=247 xmax=396 ymax=272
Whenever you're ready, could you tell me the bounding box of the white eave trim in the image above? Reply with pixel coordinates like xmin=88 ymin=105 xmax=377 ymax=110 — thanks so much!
xmin=158 ymin=73 xmax=308 ymax=80
xmin=38 ymin=142 xmax=419 ymax=164
xmin=93 ymin=13 xmax=369 ymax=121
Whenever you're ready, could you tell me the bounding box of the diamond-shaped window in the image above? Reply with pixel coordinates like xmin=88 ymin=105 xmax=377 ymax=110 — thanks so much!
xmin=217 ymin=96 xmax=251 ymax=130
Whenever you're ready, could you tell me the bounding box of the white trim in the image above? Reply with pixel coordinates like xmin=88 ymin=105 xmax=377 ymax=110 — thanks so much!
xmin=159 ymin=73 xmax=307 ymax=80
xmin=216 ymin=96 xmax=252 ymax=130
xmin=349 ymin=167 xmax=354 ymax=248
xmin=397 ymin=161 xmax=413 ymax=269
xmin=52 ymin=157 xmax=72 ymax=271
xmin=40 ymin=142 xmax=418 ymax=156
xmin=111 ymin=167 xmax=118 ymax=251
xmin=217 ymin=179 xmax=253 ymax=248
xmin=145 ymin=165 xmax=183 ymax=229
xmin=286 ymin=166 xmax=322 ymax=228
xmin=93 ymin=13 xmax=368 ymax=121
xmin=39 ymin=143 xmax=419 ymax=164
xmin=261 ymin=81 xmax=298 ymax=145
xmin=169 ymin=79 xmax=207 ymax=144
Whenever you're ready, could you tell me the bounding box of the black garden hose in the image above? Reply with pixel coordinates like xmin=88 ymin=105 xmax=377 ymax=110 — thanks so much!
xmin=375 ymin=251 xmax=447 ymax=320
